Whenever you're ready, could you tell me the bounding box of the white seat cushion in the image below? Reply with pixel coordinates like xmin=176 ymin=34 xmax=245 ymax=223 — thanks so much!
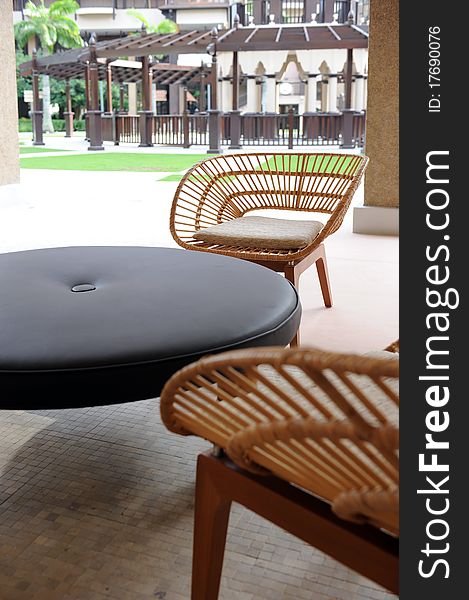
xmin=193 ymin=216 xmax=324 ymax=250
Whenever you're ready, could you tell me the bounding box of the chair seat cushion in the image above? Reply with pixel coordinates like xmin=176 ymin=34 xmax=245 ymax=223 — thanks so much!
xmin=193 ymin=216 xmax=324 ymax=250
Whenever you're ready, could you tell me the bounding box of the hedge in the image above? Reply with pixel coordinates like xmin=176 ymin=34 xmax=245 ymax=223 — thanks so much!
xmin=18 ymin=118 xmax=86 ymax=132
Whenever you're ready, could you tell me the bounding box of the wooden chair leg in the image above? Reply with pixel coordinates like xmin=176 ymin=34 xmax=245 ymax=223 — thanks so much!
xmin=284 ymin=265 xmax=300 ymax=347
xmin=315 ymin=245 xmax=333 ymax=308
xmin=192 ymin=453 xmax=399 ymax=596
xmin=192 ymin=453 xmax=232 ymax=600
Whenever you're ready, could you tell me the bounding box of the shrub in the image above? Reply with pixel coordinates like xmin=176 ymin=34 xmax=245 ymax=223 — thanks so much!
xmin=18 ymin=117 xmax=32 ymax=132
xmin=18 ymin=118 xmax=86 ymax=132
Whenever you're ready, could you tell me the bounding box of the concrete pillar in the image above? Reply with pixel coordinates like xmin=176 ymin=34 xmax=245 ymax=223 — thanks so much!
xmin=353 ymin=75 xmax=365 ymax=110
xmin=221 ymin=79 xmax=232 ymax=112
xmin=245 ymin=77 xmax=258 ymax=112
xmin=327 ymin=75 xmax=338 ymax=112
xmin=127 ymin=83 xmax=138 ymax=115
xmin=0 ymin=0 xmax=20 ymax=186
xmin=353 ymin=0 xmax=399 ymax=235
xmin=306 ymin=75 xmax=318 ymax=112
xmin=264 ymin=76 xmax=277 ymax=112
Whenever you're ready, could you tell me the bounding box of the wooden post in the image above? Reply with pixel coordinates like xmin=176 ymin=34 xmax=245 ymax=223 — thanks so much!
xmin=199 ymin=62 xmax=206 ymax=112
xmin=228 ymin=47 xmax=241 ymax=149
xmin=139 ymin=55 xmax=153 ymax=147
xmin=84 ymin=61 xmax=90 ymax=140
xmin=207 ymin=27 xmax=221 ymax=154
xmin=232 ymin=50 xmax=239 ymax=111
xmin=341 ymin=47 xmax=354 ymax=148
xmin=87 ymin=35 xmax=104 ymax=151
xmin=345 ymin=48 xmax=353 ymax=109
xmin=323 ymin=0 xmax=335 ymax=22
xmin=288 ymin=107 xmax=294 ymax=149
xmin=106 ymin=61 xmax=113 ymax=113
xmin=183 ymin=88 xmax=190 ymax=148
xmin=31 ymin=50 xmax=44 ymax=146
xmin=210 ymin=55 xmax=218 ymax=111
xmin=64 ymin=78 xmax=74 ymax=137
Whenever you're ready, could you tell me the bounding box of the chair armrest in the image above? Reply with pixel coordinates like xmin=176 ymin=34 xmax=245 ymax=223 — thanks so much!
xmin=160 ymin=345 xmax=399 ymax=533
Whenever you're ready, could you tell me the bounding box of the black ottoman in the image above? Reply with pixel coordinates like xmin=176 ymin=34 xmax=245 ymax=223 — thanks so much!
xmin=0 ymin=246 xmax=301 ymax=409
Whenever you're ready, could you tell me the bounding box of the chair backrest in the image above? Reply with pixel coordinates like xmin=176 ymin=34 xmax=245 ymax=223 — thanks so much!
xmin=160 ymin=346 xmax=399 ymax=535
xmin=170 ymin=153 xmax=369 ymax=247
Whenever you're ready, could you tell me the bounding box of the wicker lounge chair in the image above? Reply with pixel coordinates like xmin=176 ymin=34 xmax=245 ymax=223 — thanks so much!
xmin=170 ymin=153 xmax=369 ymax=345
xmin=160 ymin=343 xmax=399 ymax=599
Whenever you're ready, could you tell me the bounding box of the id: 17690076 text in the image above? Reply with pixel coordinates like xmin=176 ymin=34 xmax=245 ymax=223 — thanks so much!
xmin=428 ymin=26 xmax=441 ymax=113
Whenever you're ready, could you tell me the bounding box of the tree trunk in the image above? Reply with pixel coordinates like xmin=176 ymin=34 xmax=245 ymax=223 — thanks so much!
xmin=42 ymin=74 xmax=54 ymax=133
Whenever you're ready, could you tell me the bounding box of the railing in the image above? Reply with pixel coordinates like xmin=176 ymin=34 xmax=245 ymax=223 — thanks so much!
xmin=238 ymin=112 xmax=364 ymax=147
xmin=151 ymin=114 xmax=208 ymax=146
xmin=302 ymin=112 xmax=343 ymax=145
xmin=187 ymin=113 xmax=209 ymax=145
xmin=101 ymin=114 xmax=114 ymax=142
xmin=241 ymin=113 xmax=292 ymax=146
xmin=99 ymin=111 xmax=364 ymax=148
xmin=116 ymin=114 xmax=140 ymax=144
xmin=352 ymin=111 xmax=366 ymax=146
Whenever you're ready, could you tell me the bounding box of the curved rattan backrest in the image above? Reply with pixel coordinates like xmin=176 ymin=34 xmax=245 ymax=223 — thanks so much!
xmin=160 ymin=347 xmax=399 ymax=534
xmin=170 ymin=153 xmax=369 ymax=250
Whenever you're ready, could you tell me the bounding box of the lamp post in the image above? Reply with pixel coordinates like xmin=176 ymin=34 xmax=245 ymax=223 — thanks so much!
xmin=207 ymin=27 xmax=221 ymax=154
xmin=229 ymin=14 xmax=242 ymax=149
xmin=87 ymin=33 xmax=104 ymax=151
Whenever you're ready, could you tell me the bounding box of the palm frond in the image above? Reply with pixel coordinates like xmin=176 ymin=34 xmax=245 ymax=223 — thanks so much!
xmin=37 ymin=22 xmax=55 ymax=53
xmin=126 ymin=9 xmax=151 ymax=30
xmin=48 ymin=0 xmax=80 ymax=17
xmin=14 ymin=20 xmax=37 ymax=49
xmin=156 ymin=19 xmax=179 ymax=35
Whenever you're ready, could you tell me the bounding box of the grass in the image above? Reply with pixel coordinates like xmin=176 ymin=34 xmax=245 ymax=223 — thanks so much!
xmin=20 ymin=152 xmax=210 ymax=172
xmin=19 ymin=147 xmax=70 ymax=154
xmin=261 ymin=154 xmax=357 ymax=173
xmin=159 ymin=174 xmax=186 ymax=182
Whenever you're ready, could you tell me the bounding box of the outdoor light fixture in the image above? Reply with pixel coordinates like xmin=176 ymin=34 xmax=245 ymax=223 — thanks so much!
xmin=279 ymin=82 xmax=293 ymax=95
xmin=206 ymin=27 xmax=218 ymax=57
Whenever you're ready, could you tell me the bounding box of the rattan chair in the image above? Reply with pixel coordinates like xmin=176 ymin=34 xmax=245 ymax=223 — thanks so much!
xmin=160 ymin=343 xmax=399 ymax=599
xmin=170 ymin=153 xmax=369 ymax=345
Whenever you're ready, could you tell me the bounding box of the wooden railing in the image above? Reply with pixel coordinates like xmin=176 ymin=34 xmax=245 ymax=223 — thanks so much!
xmin=94 ymin=111 xmax=365 ymax=148
xmin=116 ymin=114 xmax=140 ymax=144
xmin=151 ymin=114 xmax=208 ymax=146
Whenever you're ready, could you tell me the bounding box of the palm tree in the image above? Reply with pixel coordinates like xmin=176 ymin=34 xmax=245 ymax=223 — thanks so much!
xmin=15 ymin=0 xmax=82 ymax=133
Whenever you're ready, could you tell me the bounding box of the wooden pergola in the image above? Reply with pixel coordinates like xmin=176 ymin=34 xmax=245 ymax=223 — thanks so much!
xmin=20 ymin=51 xmax=204 ymax=144
xmin=21 ymin=20 xmax=368 ymax=150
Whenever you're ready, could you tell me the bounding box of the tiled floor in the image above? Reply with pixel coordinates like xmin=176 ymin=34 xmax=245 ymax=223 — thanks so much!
xmin=0 ymin=156 xmax=398 ymax=599
xmin=0 ymin=402 xmax=396 ymax=600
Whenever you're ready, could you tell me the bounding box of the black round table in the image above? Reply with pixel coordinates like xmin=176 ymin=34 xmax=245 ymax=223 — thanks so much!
xmin=0 ymin=246 xmax=301 ymax=409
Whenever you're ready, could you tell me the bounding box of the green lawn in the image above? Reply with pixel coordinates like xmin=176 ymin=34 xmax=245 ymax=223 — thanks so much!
xmin=19 ymin=147 xmax=70 ymax=154
xmin=20 ymin=152 xmax=210 ymax=172
xmin=159 ymin=174 xmax=186 ymax=182
xmin=261 ymin=154 xmax=357 ymax=174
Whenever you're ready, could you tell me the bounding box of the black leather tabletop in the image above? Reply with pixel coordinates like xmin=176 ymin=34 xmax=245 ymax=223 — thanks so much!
xmin=0 ymin=246 xmax=301 ymax=409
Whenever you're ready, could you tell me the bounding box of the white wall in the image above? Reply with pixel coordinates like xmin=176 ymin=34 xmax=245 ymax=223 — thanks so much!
xmin=176 ymin=8 xmax=229 ymax=29
xmin=76 ymin=9 xmax=164 ymax=34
